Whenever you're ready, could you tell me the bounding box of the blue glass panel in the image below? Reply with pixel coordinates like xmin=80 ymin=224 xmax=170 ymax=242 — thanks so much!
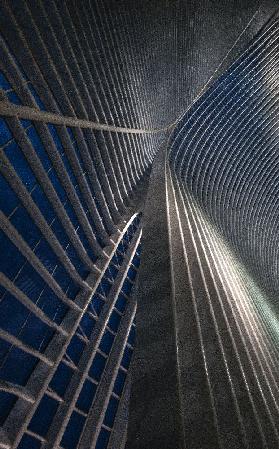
xmin=85 ymin=213 xmax=99 ymax=240
xmin=65 ymin=244 xmax=89 ymax=279
xmin=120 ymin=239 xmax=129 ymax=252
xmin=49 ymin=361 xmax=74 ymax=397
xmin=34 ymin=239 xmax=58 ymax=272
xmin=134 ymin=214 xmax=141 ymax=226
xmin=10 ymin=203 xmax=41 ymax=247
xmin=4 ymin=141 xmax=37 ymax=191
xmin=39 ymin=289 xmax=68 ymax=324
xmin=103 ymin=396 xmax=119 ymax=428
xmin=126 ymin=232 xmax=133 ymax=244
xmin=66 ymin=283 xmax=80 ymax=301
xmin=14 ymin=262 xmax=45 ymax=302
xmin=0 ymin=347 xmax=37 ymax=386
xmin=127 ymin=267 xmax=137 ymax=281
xmin=20 ymin=314 xmax=54 ymax=352
xmin=0 ymin=175 xmax=18 ymax=215
xmin=66 ymin=334 xmax=85 ymax=365
xmin=20 ymin=119 xmax=31 ymax=128
xmin=113 ymin=369 xmax=126 ymax=396
xmin=28 ymin=394 xmax=58 ymax=437
xmin=121 ymin=346 xmax=133 ymax=370
xmin=0 ymin=72 xmax=11 ymax=90
xmin=108 ymin=311 xmax=121 ymax=333
xmin=128 ymin=325 xmax=136 ymax=346
xmin=0 ymin=293 xmax=29 ymax=335
xmin=17 ymin=434 xmax=41 ymax=449
xmin=117 ymin=242 xmax=125 ymax=253
xmin=99 ymin=278 xmax=112 ymax=297
xmin=115 ymin=251 xmax=124 ymax=265
xmin=0 ymin=391 xmax=17 ymax=425
xmin=75 ymin=228 xmax=97 ymax=263
xmin=122 ymin=233 xmax=129 ymax=243
xmin=91 ymin=295 xmax=105 ymax=316
xmin=0 ymin=118 xmax=13 ymax=146
xmin=104 ymin=267 xmax=113 ymax=281
xmin=62 ymin=154 xmax=77 ymax=185
xmin=80 ymin=313 xmax=95 ymax=338
xmin=53 ymin=265 xmax=76 ymax=297
xmin=66 ymin=127 xmax=75 ymax=141
xmin=95 ymin=427 xmax=110 ymax=449
xmin=61 ymin=411 xmax=86 ymax=449
xmin=111 ymin=254 xmax=120 ymax=267
xmin=64 ymin=202 xmax=79 ymax=228
xmin=48 ymin=170 xmax=67 ymax=203
xmin=121 ymin=279 xmax=133 ymax=296
xmin=0 ymin=338 xmax=11 ymax=365
xmin=28 ymin=85 xmax=46 ymax=110
xmin=51 ymin=219 xmax=69 ymax=247
xmin=132 ymin=254 xmax=140 ymax=268
xmin=114 ymin=294 xmax=127 ymax=314
xmin=89 ymin=352 xmax=106 ymax=382
xmin=96 ymin=283 xmax=104 ymax=296
xmin=47 ymin=125 xmax=64 ymax=155
xmin=31 ymin=184 xmax=56 ymax=224
xmin=69 ymin=139 xmax=84 ymax=171
xmin=99 ymin=330 xmax=114 ymax=355
xmin=0 ymin=231 xmax=25 ymax=279
xmin=133 ymin=222 xmax=140 ymax=232
xmin=132 ymin=220 xmax=139 ymax=232
xmin=7 ymin=91 xmax=21 ymax=105
xmin=76 ymin=379 xmax=97 ymax=413
xmin=26 ymin=126 xmax=51 ymax=171
xmin=108 ymin=264 xmax=118 ymax=280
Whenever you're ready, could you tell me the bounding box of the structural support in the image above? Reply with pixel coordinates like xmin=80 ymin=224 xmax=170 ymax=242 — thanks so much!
xmin=126 ymin=147 xmax=184 ymax=449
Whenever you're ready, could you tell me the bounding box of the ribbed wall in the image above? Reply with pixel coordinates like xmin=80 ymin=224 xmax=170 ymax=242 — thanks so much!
xmin=166 ymin=179 xmax=279 ymax=448
xmin=169 ymin=17 xmax=279 ymax=323
xmin=0 ymin=1 xmax=161 ymax=448
xmin=127 ymin=9 xmax=279 ymax=449
xmin=164 ymin=17 xmax=279 ymax=447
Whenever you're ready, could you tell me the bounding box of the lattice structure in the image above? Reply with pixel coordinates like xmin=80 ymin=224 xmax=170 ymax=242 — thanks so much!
xmin=0 ymin=2 xmax=161 ymax=448
xmin=1 ymin=2 xmax=279 ymax=449
xmin=128 ymin=13 xmax=279 ymax=449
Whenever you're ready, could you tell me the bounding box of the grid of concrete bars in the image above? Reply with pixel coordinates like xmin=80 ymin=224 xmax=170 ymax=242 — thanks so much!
xmin=0 ymin=6 xmax=159 ymax=446
xmin=0 ymin=207 xmax=142 ymax=449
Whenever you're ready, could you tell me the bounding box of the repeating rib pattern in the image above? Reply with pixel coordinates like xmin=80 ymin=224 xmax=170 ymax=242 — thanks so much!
xmin=1 ymin=1 xmax=279 ymax=449
xmin=169 ymin=17 xmax=279 ymax=313
xmin=166 ymin=16 xmax=279 ymax=449
xmin=0 ymin=1 xmax=162 ymax=448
